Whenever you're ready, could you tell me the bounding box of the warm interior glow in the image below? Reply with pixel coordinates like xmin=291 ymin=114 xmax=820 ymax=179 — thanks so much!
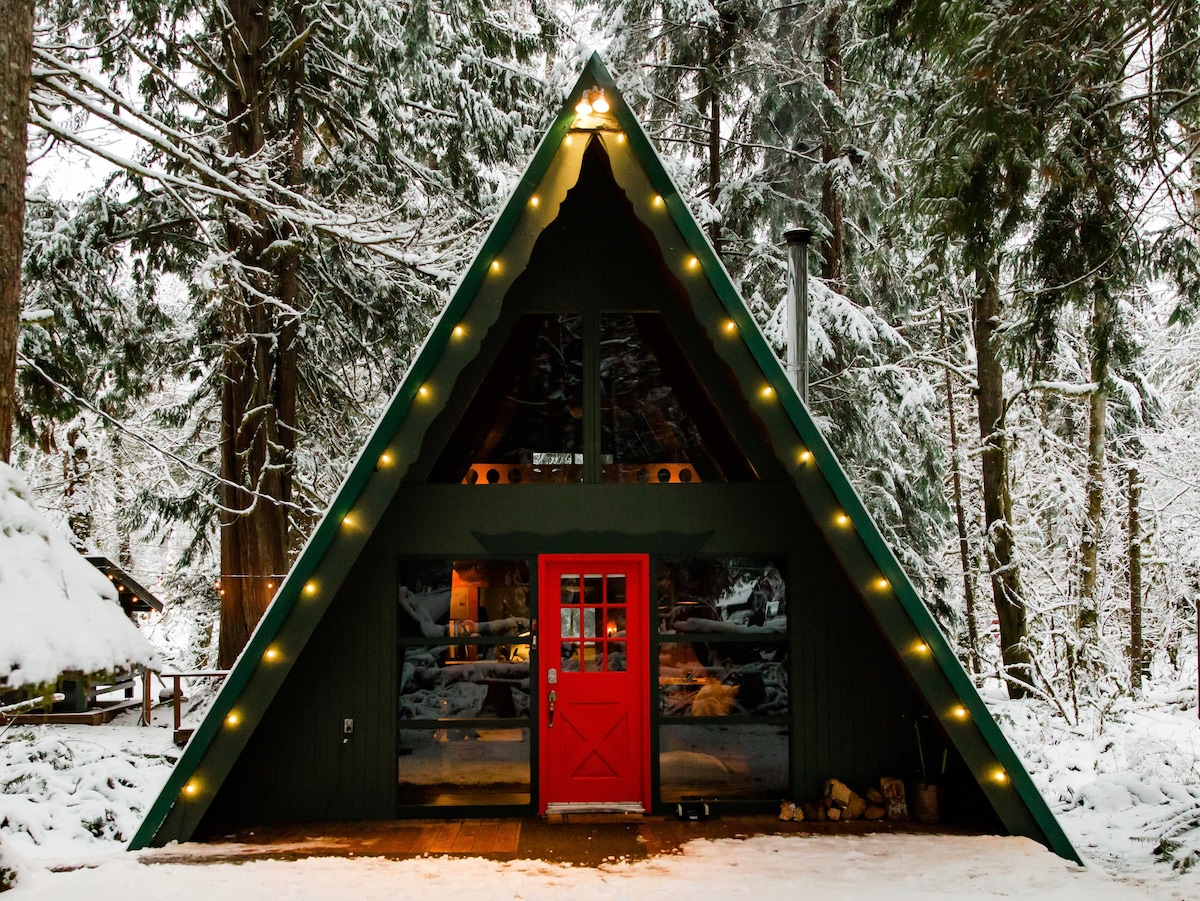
xmin=575 ymin=98 xmax=592 ymax=115
xmin=592 ymin=90 xmax=610 ymax=113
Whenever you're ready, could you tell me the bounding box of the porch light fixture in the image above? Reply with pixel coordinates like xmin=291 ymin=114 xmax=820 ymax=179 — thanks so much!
xmin=575 ymin=87 xmax=610 ymax=116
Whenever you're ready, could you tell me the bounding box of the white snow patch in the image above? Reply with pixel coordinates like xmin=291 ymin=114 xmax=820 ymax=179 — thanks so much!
xmin=0 ymin=463 xmax=156 ymax=691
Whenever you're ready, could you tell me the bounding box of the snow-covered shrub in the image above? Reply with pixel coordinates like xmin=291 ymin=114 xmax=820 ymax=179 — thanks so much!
xmin=0 ymin=835 xmax=18 ymax=892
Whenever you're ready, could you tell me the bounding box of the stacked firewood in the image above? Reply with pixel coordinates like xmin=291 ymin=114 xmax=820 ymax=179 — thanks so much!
xmin=779 ymin=777 xmax=909 ymax=822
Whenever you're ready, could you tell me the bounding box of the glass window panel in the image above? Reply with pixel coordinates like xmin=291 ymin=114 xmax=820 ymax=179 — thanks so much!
xmin=581 ymin=642 xmax=603 ymax=673
xmin=599 ymin=313 xmax=751 ymax=483
xmin=658 ymin=557 xmax=787 ymax=635
xmin=581 ymin=607 xmax=600 ymax=638
xmin=561 ymin=609 xmax=580 ymax=639
xmin=562 ymin=641 xmax=582 ymax=672
xmin=658 ymin=642 xmax=788 ymax=716
xmin=560 ymin=575 xmax=579 ymax=606
xmin=608 ymin=640 xmax=627 ymax=672
xmin=607 ymin=574 xmax=626 ymax=605
xmin=582 ymin=576 xmax=602 ymax=606
xmin=658 ymin=724 xmax=788 ymax=802
xmin=399 ymin=655 xmax=531 ymax=720
xmin=399 ymin=560 xmax=531 ymax=640
xmin=441 ymin=313 xmax=584 ymax=484
xmin=398 ymin=727 xmax=530 ymax=807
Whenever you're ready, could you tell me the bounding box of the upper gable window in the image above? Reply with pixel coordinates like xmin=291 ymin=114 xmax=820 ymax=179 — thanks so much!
xmin=457 ymin=313 xmax=585 ymax=485
xmin=600 ymin=313 xmax=731 ymax=484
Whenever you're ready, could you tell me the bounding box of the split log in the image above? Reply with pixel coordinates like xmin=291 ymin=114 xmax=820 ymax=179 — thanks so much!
xmin=825 ymin=778 xmax=853 ymax=807
xmin=827 ymin=807 xmax=841 ymax=821
xmin=864 ymin=804 xmax=886 ymax=821
xmin=844 ymin=792 xmax=867 ymax=820
xmin=865 ymin=787 xmax=884 ymax=805
xmin=801 ymin=801 xmax=825 ymax=821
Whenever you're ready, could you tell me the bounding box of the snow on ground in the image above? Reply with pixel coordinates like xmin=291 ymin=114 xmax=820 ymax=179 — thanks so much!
xmin=2 ymin=670 xmax=1200 ymax=898
xmin=0 ymin=834 xmax=1165 ymax=901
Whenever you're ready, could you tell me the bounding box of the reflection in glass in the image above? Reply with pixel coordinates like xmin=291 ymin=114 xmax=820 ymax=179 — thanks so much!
xmin=455 ymin=313 xmax=584 ymax=484
xmin=398 ymin=727 xmax=530 ymax=806
xmin=658 ymin=642 xmax=787 ymax=716
xmin=600 ymin=313 xmax=742 ymax=483
xmin=658 ymin=557 xmax=787 ymax=634
xmin=399 ymin=560 xmax=531 ymax=641
xmin=399 ymin=652 xmax=530 ymax=720
xmin=659 ymin=725 xmax=787 ymax=801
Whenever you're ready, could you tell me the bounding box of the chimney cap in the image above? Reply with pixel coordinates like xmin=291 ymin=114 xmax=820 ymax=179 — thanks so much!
xmin=784 ymin=228 xmax=812 ymax=245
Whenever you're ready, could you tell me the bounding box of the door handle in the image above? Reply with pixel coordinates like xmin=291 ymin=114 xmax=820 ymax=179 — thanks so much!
xmin=548 ymin=690 xmax=556 ymax=728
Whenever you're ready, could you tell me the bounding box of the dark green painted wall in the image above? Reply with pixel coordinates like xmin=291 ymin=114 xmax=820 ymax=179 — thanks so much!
xmin=198 ymin=478 xmax=993 ymax=831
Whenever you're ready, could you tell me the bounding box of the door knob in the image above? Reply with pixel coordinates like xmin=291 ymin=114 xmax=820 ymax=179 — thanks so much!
xmin=548 ymin=690 xmax=556 ymax=728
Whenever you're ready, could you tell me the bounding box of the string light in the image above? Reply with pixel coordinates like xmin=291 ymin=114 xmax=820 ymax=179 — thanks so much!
xmin=874 ymin=577 xmax=890 ymax=591
xmin=992 ymin=768 xmax=1009 ymax=784
xmin=798 ymin=448 xmax=813 ymax=464
xmin=723 ymin=320 xmax=737 ymax=334
xmin=652 ymin=194 xmax=664 ymax=208
xmin=418 ymin=385 xmax=430 ymax=399
xmin=489 ymin=260 xmax=501 ymax=274
xmin=528 ymin=195 xmax=540 ymax=208
xmin=835 ymin=512 xmax=850 ymax=527
xmin=760 ymin=385 xmax=775 ymax=399
xmin=183 ymin=781 xmax=199 ymax=797
xmin=264 ymin=647 xmax=280 ymax=663
xmin=304 ymin=581 xmax=317 ymax=596
xmin=912 ymin=640 xmax=930 ymax=655
xmin=225 ymin=712 xmax=240 ymax=727
xmin=952 ymin=705 xmax=969 ymax=720
xmin=686 ymin=255 xmax=700 ymax=271
xmin=378 ymin=452 xmax=393 ymax=467
xmin=453 ymin=325 xmax=465 ymax=338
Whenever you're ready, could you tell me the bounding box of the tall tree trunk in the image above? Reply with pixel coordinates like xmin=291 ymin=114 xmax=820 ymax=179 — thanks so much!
xmin=1078 ymin=291 xmax=1112 ymax=669
xmin=819 ymin=3 xmax=845 ymax=291
xmin=217 ymin=0 xmax=303 ymax=668
xmin=0 ymin=0 xmax=33 ymax=464
xmin=941 ymin=306 xmax=980 ymax=674
xmin=973 ymin=263 xmax=1031 ymax=698
xmin=705 ymin=29 xmax=722 ymax=256
xmin=1127 ymin=465 xmax=1144 ymax=694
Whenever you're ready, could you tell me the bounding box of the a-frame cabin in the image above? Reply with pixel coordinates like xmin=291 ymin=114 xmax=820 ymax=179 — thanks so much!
xmin=131 ymin=56 xmax=1079 ymax=862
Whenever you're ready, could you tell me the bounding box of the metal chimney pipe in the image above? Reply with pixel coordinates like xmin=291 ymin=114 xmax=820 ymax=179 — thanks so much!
xmin=785 ymin=228 xmax=813 ymax=403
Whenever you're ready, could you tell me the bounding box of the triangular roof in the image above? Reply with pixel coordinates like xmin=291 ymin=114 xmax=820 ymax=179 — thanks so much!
xmin=130 ymin=55 xmax=1079 ymax=862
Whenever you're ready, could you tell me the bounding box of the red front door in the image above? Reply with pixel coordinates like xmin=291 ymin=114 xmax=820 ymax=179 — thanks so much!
xmin=538 ymin=554 xmax=649 ymax=813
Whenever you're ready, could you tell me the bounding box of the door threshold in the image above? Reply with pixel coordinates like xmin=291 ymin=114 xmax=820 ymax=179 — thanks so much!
xmin=545 ymin=802 xmax=645 ymax=817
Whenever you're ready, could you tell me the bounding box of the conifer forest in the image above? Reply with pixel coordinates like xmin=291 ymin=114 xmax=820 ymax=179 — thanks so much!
xmin=3 ymin=0 xmax=1200 ymax=714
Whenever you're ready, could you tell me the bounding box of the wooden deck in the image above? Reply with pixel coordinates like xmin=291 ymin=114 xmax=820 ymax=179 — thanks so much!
xmin=139 ymin=815 xmax=983 ymax=867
